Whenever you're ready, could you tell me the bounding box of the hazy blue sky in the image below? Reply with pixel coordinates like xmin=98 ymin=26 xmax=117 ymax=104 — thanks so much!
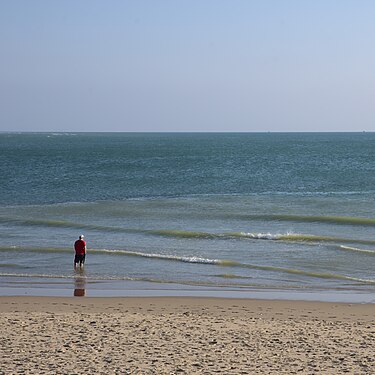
xmin=0 ymin=0 xmax=374 ymax=132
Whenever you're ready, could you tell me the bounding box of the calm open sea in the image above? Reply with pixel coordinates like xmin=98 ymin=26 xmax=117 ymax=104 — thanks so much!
xmin=1 ymin=132 xmax=374 ymax=301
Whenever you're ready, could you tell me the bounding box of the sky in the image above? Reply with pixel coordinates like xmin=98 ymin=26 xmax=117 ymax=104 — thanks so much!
xmin=0 ymin=0 xmax=374 ymax=132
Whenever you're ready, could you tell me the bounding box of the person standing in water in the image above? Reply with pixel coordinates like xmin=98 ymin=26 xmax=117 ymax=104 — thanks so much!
xmin=74 ymin=235 xmax=86 ymax=269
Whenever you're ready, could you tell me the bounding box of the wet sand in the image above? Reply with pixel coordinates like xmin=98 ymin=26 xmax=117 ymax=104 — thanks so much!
xmin=1 ymin=296 xmax=374 ymax=374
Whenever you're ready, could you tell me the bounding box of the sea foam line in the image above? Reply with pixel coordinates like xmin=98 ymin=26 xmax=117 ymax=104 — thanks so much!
xmin=338 ymin=245 xmax=375 ymax=255
xmin=96 ymin=248 xmax=218 ymax=264
xmin=226 ymin=232 xmax=375 ymax=245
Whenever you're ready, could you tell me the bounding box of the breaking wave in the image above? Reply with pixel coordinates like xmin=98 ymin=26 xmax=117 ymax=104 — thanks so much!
xmin=1 ymin=247 xmax=374 ymax=285
xmin=2 ymin=216 xmax=375 ymax=246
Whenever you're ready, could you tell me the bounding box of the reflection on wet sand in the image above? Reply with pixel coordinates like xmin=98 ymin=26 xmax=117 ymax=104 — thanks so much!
xmin=74 ymin=270 xmax=86 ymax=297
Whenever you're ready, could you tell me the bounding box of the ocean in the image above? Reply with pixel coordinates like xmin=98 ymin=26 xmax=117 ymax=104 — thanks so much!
xmin=1 ymin=132 xmax=374 ymax=301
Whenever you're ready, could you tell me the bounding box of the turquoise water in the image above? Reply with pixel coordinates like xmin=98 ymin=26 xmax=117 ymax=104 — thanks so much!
xmin=1 ymin=132 xmax=375 ymax=301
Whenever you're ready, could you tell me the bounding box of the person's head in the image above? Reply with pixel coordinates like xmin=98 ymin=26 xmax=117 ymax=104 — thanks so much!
xmin=79 ymin=235 xmax=84 ymax=240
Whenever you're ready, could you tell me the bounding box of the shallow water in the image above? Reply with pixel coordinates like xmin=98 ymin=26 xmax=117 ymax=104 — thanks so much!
xmin=1 ymin=132 xmax=375 ymax=301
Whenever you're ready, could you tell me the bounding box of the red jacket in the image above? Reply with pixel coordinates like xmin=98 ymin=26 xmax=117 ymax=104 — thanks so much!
xmin=74 ymin=239 xmax=86 ymax=255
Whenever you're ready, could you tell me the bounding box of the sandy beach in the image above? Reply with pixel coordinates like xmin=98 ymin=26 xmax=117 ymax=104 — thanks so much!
xmin=0 ymin=297 xmax=374 ymax=374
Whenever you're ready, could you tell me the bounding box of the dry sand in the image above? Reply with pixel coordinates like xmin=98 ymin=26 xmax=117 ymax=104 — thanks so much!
xmin=1 ymin=296 xmax=374 ymax=374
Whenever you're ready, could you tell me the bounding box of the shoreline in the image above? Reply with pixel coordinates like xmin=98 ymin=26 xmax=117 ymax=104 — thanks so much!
xmin=2 ymin=295 xmax=375 ymax=313
xmin=1 ymin=280 xmax=374 ymax=303
xmin=1 ymin=296 xmax=374 ymax=374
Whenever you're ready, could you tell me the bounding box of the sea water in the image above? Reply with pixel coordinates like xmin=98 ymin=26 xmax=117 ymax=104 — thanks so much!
xmin=0 ymin=132 xmax=374 ymax=301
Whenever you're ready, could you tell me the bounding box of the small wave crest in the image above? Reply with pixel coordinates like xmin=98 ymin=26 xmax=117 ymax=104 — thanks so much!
xmin=244 ymin=214 xmax=375 ymax=227
xmin=96 ymin=249 xmax=219 ymax=264
xmin=0 ymin=216 xmax=142 ymax=234
xmin=148 ymin=229 xmax=218 ymax=239
xmin=338 ymin=245 xmax=375 ymax=255
xmin=227 ymin=232 xmax=279 ymax=240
